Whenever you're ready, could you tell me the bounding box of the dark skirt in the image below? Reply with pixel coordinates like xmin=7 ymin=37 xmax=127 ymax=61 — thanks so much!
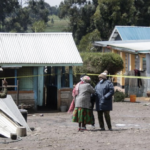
xmin=72 ymin=107 xmax=93 ymax=124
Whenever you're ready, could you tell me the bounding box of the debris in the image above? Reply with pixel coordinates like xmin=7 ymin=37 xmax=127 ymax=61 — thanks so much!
xmin=143 ymin=103 xmax=150 ymax=106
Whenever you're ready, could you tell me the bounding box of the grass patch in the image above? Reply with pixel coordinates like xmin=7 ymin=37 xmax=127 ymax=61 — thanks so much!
xmin=45 ymin=15 xmax=69 ymax=32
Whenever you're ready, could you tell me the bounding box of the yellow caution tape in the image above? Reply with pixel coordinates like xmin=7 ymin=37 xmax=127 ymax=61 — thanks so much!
xmin=76 ymin=73 xmax=150 ymax=79
xmin=0 ymin=73 xmax=55 ymax=80
xmin=0 ymin=73 xmax=150 ymax=80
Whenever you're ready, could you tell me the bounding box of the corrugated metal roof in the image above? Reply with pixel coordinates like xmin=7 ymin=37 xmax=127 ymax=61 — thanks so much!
xmin=0 ymin=95 xmax=31 ymax=131
xmin=0 ymin=33 xmax=83 ymax=66
xmin=94 ymin=40 xmax=150 ymax=53
xmin=109 ymin=26 xmax=150 ymax=41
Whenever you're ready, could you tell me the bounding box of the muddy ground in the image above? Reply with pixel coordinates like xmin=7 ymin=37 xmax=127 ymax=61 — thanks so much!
xmin=0 ymin=98 xmax=150 ymax=150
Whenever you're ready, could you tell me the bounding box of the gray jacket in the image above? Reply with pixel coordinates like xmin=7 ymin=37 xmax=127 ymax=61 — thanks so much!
xmin=75 ymin=83 xmax=95 ymax=109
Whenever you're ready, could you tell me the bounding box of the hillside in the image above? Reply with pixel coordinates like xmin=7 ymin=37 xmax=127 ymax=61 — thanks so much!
xmin=45 ymin=15 xmax=69 ymax=32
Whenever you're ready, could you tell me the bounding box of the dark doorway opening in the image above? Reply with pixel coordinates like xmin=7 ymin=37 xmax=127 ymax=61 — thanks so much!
xmin=46 ymin=85 xmax=57 ymax=110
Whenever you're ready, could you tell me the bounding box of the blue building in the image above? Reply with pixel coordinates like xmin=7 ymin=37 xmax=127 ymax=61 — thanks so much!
xmin=94 ymin=26 xmax=150 ymax=97
xmin=0 ymin=33 xmax=83 ymax=109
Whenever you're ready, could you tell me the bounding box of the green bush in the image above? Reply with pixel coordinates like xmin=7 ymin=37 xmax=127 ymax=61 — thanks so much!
xmin=114 ymin=90 xmax=125 ymax=102
xmin=75 ymin=52 xmax=123 ymax=75
xmin=73 ymin=52 xmax=124 ymax=86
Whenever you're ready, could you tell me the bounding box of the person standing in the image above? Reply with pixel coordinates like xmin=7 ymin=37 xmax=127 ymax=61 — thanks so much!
xmin=72 ymin=76 xmax=95 ymax=131
xmin=68 ymin=74 xmax=86 ymax=113
xmin=95 ymin=70 xmax=114 ymax=131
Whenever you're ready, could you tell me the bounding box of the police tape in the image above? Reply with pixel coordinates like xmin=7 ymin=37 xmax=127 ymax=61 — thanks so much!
xmin=0 ymin=73 xmax=150 ymax=80
xmin=76 ymin=73 xmax=150 ymax=79
xmin=0 ymin=74 xmax=52 ymax=80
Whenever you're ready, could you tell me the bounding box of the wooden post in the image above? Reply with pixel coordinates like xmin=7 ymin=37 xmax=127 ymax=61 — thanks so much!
xmin=57 ymin=67 xmax=61 ymax=89
xmin=61 ymin=67 xmax=65 ymax=87
xmin=120 ymin=52 xmax=126 ymax=86
xmin=102 ymin=47 xmax=105 ymax=53
xmin=17 ymin=80 xmax=19 ymax=106
xmin=69 ymin=66 xmax=73 ymax=88
xmin=111 ymin=49 xmax=118 ymax=83
xmin=38 ymin=67 xmax=44 ymax=106
xmin=57 ymin=89 xmax=61 ymax=110
xmin=139 ymin=55 xmax=143 ymax=70
xmin=129 ymin=54 xmax=135 ymax=70
xmin=33 ymin=67 xmax=38 ymax=109
xmin=14 ymin=69 xmax=17 ymax=91
xmin=146 ymin=54 xmax=150 ymax=91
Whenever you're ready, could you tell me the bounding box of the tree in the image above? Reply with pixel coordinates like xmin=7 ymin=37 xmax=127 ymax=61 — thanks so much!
xmin=59 ymin=0 xmax=97 ymax=44
xmin=134 ymin=0 xmax=150 ymax=26
xmin=78 ymin=29 xmax=101 ymax=52
xmin=93 ymin=0 xmax=136 ymax=40
xmin=5 ymin=8 xmax=30 ymax=32
xmin=0 ymin=0 xmax=20 ymax=31
xmin=27 ymin=0 xmax=49 ymax=24
xmin=31 ymin=20 xmax=46 ymax=32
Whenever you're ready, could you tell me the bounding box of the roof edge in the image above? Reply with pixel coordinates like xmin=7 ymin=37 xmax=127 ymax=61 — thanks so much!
xmin=0 ymin=32 xmax=72 ymax=35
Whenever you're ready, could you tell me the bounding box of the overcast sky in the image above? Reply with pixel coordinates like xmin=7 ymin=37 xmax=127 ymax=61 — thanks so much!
xmin=44 ymin=0 xmax=63 ymax=6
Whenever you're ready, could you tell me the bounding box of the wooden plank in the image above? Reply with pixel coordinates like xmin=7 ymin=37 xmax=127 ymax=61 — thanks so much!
xmin=10 ymin=93 xmax=34 ymax=100
xmin=8 ymin=91 xmax=34 ymax=94
xmin=0 ymin=85 xmax=17 ymax=88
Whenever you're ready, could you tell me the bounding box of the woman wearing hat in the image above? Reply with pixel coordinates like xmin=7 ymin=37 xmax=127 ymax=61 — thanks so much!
xmin=72 ymin=76 xmax=95 ymax=131
xmin=95 ymin=70 xmax=114 ymax=131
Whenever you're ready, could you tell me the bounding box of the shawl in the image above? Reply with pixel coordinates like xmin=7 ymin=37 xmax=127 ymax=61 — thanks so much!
xmin=67 ymin=81 xmax=84 ymax=113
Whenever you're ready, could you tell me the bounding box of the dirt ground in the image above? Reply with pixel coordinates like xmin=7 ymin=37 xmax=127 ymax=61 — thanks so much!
xmin=0 ymin=98 xmax=150 ymax=150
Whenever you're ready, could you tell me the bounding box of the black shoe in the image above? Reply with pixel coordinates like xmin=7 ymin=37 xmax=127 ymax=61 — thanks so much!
xmin=100 ymin=128 xmax=105 ymax=131
xmin=109 ymin=128 xmax=113 ymax=131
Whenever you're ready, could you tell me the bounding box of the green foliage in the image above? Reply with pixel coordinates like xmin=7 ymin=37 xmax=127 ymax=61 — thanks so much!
xmin=74 ymin=52 xmax=124 ymax=86
xmin=5 ymin=8 xmax=30 ymax=32
xmin=75 ymin=52 xmax=123 ymax=74
xmin=94 ymin=0 xmax=136 ymax=40
xmin=46 ymin=15 xmax=69 ymax=32
xmin=59 ymin=0 xmax=97 ymax=44
xmin=31 ymin=20 xmax=46 ymax=32
xmin=27 ymin=0 xmax=49 ymax=24
xmin=114 ymin=90 xmax=125 ymax=102
xmin=134 ymin=0 xmax=150 ymax=26
xmin=0 ymin=0 xmax=20 ymax=32
xmin=78 ymin=29 xmax=101 ymax=52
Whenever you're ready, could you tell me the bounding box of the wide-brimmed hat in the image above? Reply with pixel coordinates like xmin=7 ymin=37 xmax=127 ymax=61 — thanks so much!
xmin=82 ymin=76 xmax=91 ymax=83
xmin=98 ymin=70 xmax=108 ymax=79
